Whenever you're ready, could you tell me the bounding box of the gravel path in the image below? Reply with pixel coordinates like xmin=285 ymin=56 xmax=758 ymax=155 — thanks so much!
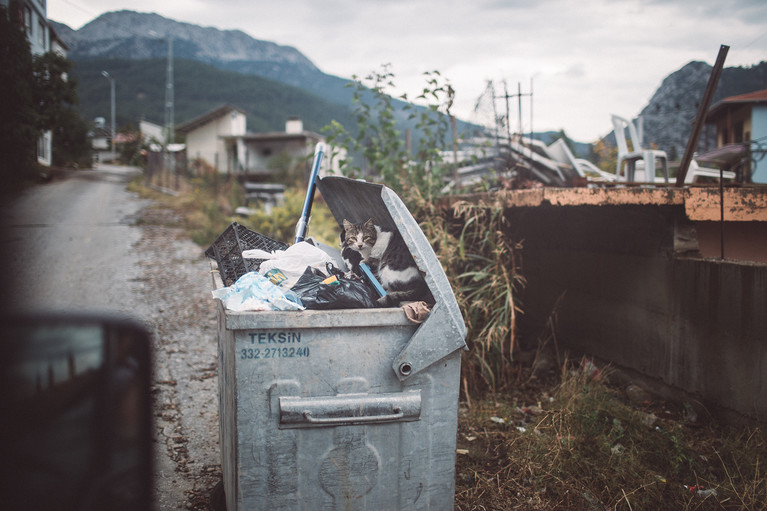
xmin=133 ymin=205 xmax=222 ymax=510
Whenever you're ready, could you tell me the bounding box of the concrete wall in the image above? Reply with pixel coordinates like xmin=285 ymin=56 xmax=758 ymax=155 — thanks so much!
xmin=505 ymin=202 xmax=767 ymax=422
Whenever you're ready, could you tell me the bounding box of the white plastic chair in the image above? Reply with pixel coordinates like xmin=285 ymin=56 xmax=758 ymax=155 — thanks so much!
xmin=683 ymin=159 xmax=736 ymax=184
xmin=611 ymin=114 xmax=669 ymax=182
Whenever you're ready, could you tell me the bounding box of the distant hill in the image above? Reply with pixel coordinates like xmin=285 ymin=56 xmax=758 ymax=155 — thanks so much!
xmin=533 ymin=131 xmax=592 ymax=160
xmin=55 ymin=10 xmax=473 ymax=149
xmin=55 ymin=10 xmax=767 ymax=162
xmin=69 ymin=57 xmax=354 ymax=135
xmin=52 ymin=10 xmax=358 ymax=111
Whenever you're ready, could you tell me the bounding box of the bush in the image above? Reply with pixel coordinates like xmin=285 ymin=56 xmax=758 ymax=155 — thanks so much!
xmin=241 ymin=188 xmax=338 ymax=246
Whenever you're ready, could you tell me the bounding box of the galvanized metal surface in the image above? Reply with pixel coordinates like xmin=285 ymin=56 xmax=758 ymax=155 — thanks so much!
xmin=217 ymin=302 xmax=462 ymax=510
xmin=213 ymin=177 xmax=467 ymax=510
xmin=318 ymin=176 xmax=468 ymax=381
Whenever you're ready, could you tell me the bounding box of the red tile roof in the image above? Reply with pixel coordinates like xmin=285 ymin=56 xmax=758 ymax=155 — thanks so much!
xmin=706 ymin=89 xmax=767 ymax=121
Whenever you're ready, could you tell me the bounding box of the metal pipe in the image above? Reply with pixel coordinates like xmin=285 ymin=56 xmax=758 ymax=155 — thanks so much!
xmin=675 ymin=45 xmax=729 ymax=186
xmin=294 ymin=143 xmax=325 ymax=243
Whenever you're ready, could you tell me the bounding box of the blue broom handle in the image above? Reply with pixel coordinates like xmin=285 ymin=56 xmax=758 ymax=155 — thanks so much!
xmin=295 ymin=143 xmax=325 ymax=243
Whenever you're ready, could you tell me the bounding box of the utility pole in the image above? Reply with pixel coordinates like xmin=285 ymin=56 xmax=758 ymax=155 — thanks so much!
xmin=503 ymin=81 xmax=511 ymax=145
xmin=530 ymin=76 xmax=535 ymax=145
xmin=495 ymin=80 xmax=533 ymax=143
xmin=101 ymin=71 xmax=116 ymax=159
xmin=164 ymin=37 xmax=174 ymax=146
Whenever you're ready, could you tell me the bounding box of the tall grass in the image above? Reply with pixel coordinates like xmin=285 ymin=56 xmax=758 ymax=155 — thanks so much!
xmin=413 ymin=195 xmax=525 ymax=394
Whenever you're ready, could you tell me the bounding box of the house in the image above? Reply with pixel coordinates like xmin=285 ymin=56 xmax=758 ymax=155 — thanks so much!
xmin=175 ymin=104 xmax=247 ymax=172
xmin=139 ymin=120 xmax=165 ymax=146
xmin=220 ymin=117 xmax=340 ymax=179
xmin=2 ymin=0 xmax=69 ymax=167
xmin=177 ymin=106 xmax=341 ymax=178
xmin=705 ymin=89 xmax=767 ymax=183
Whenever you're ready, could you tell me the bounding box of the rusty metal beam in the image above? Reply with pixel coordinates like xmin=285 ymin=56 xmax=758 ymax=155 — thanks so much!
xmin=675 ymin=45 xmax=729 ymax=187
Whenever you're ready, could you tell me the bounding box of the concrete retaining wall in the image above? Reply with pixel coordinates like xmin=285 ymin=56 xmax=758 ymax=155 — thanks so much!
xmin=504 ymin=202 xmax=767 ymax=422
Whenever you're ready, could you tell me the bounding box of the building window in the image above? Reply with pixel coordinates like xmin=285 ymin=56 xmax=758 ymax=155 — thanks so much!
xmin=38 ymin=20 xmax=46 ymax=47
xmin=734 ymin=121 xmax=744 ymax=143
xmin=23 ymin=6 xmax=32 ymax=35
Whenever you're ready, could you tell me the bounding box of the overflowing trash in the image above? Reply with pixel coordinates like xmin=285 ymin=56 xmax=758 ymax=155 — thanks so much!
xmin=208 ymin=143 xmax=435 ymax=314
xmin=246 ymin=241 xmax=334 ymax=289
xmin=208 ymin=228 xmax=386 ymax=311
xmin=211 ymin=271 xmax=304 ymax=312
xmin=291 ymin=267 xmax=377 ymax=309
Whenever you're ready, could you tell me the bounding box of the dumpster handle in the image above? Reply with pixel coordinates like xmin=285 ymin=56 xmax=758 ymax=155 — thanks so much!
xmin=279 ymin=391 xmax=421 ymax=428
xmin=302 ymin=408 xmax=404 ymax=425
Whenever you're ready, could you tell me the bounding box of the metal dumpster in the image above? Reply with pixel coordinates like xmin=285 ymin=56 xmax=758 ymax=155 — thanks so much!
xmin=212 ymin=176 xmax=467 ymax=510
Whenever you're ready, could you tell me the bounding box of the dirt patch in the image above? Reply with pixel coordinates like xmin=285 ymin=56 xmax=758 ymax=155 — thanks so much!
xmin=134 ymin=203 xmax=222 ymax=510
xmin=453 ymin=356 xmax=766 ymax=510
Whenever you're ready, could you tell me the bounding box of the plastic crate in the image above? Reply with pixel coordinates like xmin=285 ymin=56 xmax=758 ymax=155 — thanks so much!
xmin=205 ymin=222 xmax=288 ymax=287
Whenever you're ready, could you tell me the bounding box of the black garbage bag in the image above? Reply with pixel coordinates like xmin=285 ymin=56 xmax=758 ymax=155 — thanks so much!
xmin=291 ymin=267 xmax=377 ymax=310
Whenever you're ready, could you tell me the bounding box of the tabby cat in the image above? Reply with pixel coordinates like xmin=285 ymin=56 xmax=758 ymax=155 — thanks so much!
xmin=341 ymin=219 xmax=431 ymax=307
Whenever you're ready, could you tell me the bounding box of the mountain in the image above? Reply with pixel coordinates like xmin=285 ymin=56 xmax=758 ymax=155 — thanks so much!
xmin=55 ymin=11 xmax=315 ymax=68
xmin=56 ymin=10 xmax=767 ymax=162
xmin=68 ymin=57 xmax=355 ymax=135
xmin=52 ymin=11 xmax=354 ymax=106
xmin=636 ymin=60 xmax=767 ymax=159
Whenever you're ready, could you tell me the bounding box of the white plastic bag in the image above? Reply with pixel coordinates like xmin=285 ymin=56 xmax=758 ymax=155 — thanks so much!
xmin=256 ymin=241 xmax=334 ymax=288
xmin=211 ymin=272 xmax=304 ymax=312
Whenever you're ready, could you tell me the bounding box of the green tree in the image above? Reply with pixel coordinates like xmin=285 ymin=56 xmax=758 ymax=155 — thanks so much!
xmin=31 ymin=51 xmax=78 ymax=132
xmin=52 ymin=108 xmax=91 ymax=167
xmin=323 ymin=65 xmax=455 ymax=204
xmin=593 ymin=139 xmax=618 ymax=174
xmin=118 ymin=124 xmax=144 ymax=167
xmin=0 ymin=2 xmax=38 ymax=190
xmin=0 ymin=2 xmax=90 ymax=181
xmin=32 ymin=51 xmax=91 ymax=167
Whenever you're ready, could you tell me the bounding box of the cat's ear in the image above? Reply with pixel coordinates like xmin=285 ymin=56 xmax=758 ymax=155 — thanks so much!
xmin=342 ymin=219 xmax=353 ymax=230
xmin=363 ymin=219 xmax=375 ymax=228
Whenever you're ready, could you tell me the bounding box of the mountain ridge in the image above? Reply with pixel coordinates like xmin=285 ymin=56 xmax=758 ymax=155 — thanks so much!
xmin=54 ymin=10 xmax=767 ymax=157
xmin=52 ymin=11 xmax=358 ymax=110
xmin=55 ymin=10 xmax=317 ymax=68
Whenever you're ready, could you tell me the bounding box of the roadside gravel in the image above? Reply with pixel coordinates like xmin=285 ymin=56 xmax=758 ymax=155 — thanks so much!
xmin=133 ymin=204 xmax=222 ymax=510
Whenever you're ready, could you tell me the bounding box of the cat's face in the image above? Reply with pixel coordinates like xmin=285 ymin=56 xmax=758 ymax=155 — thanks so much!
xmin=342 ymin=219 xmax=377 ymax=253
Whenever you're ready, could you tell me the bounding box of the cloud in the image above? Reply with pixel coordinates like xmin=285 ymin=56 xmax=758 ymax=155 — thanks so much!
xmin=48 ymin=0 xmax=767 ymax=141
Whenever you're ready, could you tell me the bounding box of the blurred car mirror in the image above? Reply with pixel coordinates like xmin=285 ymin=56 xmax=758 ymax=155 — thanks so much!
xmin=1 ymin=313 xmax=153 ymax=511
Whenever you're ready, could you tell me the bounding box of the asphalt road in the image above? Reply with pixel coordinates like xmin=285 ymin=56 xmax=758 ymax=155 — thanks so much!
xmin=1 ymin=164 xmax=222 ymax=510
xmin=3 ymin=165 xmax=150 ymax=313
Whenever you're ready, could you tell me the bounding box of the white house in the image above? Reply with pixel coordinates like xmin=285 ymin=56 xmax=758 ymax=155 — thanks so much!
xmin=175 ymin=104 xmax=247 ymax=172
xmin=220 ymin=117 xmax=339 ymax=178
xmin=139 ymin=120 xmax=165 ymax=146
xmin=3 ymin=0 xmax=69 ymax=167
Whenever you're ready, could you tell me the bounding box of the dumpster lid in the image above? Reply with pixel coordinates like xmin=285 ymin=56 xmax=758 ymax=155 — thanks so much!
xmin=317 ymin=176 xmax=467 ymax=381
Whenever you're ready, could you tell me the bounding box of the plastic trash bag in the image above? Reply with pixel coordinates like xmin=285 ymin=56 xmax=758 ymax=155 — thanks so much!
xmin=251 ymin=241 xmax=334 ymax=289
xmin=290 ymin=267 xmax=378 ymax=310
xmin=212 ymin=272 xmax=305 ymax=312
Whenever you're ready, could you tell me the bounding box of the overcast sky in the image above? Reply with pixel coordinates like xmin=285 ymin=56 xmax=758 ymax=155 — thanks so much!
xmin=49 ymin=0 xmax=767 ymax=142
